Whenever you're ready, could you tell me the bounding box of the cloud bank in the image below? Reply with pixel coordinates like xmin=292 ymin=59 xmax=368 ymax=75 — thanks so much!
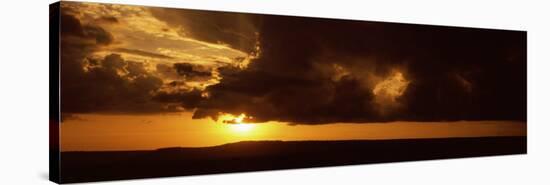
xmin=59 ymin=2 xmax=526 ymax=124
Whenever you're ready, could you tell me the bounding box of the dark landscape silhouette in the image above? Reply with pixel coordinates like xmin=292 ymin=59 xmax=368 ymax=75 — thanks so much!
xmin=59 ymin=136 xmax=526 ymax=183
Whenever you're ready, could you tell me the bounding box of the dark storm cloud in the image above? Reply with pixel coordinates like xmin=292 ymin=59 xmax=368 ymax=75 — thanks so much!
xmin=82 ymin=25 xmax=113 ymax=45
xmin=60 ymin=12 xmax=85 ymax=37
xmin=153 ymin=90 xmax=203 ymax=110
xmin=60 ymin=5 xmax=526 ymax=124
xmin=181 ymin=15 xmax=526 ymax=124
xmin=173 ymin=63 xmax=212 ymax=80
xmin=61 ymin=13 xmax=113 ymax=45
xmin=155 ymin=62 xmax=214 ymax=83
xmin=61 ymin=53 xmax=172 ymax=114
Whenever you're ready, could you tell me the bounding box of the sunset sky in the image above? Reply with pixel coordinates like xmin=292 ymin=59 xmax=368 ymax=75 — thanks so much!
xmin=58 ymin=2 xmax=526 ymax=151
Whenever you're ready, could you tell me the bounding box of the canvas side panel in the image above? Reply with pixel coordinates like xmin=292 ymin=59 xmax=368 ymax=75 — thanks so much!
xmin=49 ymin=1 xmax=61 ymax=184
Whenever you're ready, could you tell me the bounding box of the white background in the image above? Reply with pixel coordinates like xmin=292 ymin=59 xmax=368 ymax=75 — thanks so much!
xmin=0 ymin=0 xmax=549 ymax=184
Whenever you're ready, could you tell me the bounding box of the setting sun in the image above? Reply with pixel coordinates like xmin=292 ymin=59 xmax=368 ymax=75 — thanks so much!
xmin=217 ymin=113 xmax=257 ymax=133
xmin=230 ymin=123 xmax=256 ymax=133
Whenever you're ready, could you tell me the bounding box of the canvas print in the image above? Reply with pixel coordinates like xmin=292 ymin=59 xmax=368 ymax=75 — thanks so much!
xmin=49 ymin=1 xmax=527 ymax=183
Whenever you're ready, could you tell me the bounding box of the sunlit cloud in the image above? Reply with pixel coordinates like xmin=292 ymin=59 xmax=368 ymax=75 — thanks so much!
xmin=373 ymin=71 xmax=410 ymax=102
xmin=61 ymin=2 xmax=257 ymax=92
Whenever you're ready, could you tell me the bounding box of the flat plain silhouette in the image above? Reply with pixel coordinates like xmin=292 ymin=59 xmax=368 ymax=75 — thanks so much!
xmin=59 ymin=136 xmax=526 ymax=183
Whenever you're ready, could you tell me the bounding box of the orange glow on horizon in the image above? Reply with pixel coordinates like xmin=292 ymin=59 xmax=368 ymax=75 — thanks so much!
xmin=60 ymin=113 xmax=526 ymax=152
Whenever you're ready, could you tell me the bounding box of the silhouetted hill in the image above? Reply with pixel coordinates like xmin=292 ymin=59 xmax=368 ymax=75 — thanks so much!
xmin=59 ymin=136 xmax=526 ymax=183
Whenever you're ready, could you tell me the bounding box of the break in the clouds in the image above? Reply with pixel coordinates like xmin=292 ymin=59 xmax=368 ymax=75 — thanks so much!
xmin=59 ymin=2 xmax=526 ymax=124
